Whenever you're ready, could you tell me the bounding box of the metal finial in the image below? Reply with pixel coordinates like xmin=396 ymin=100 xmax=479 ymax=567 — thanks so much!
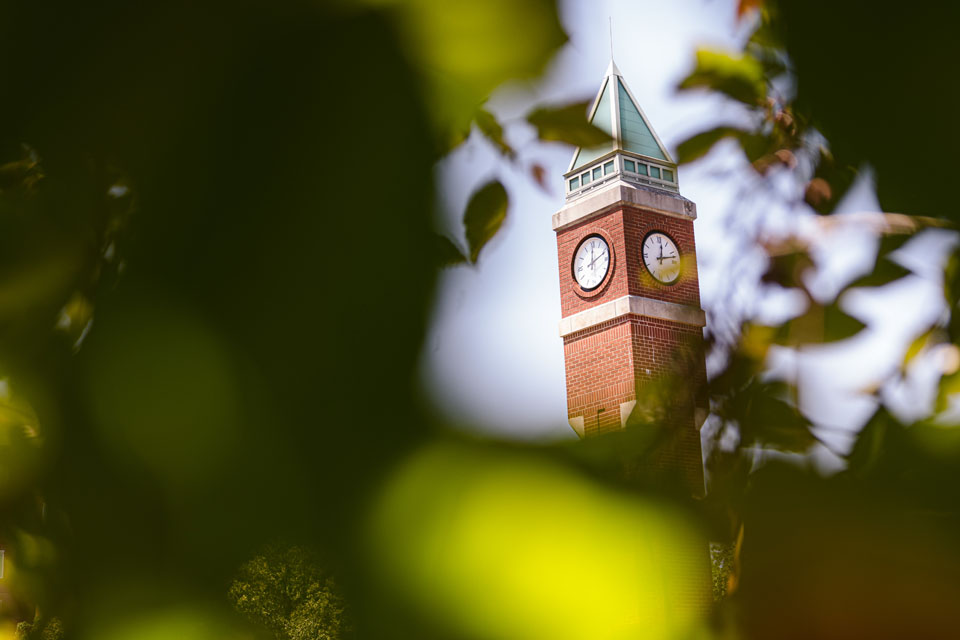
xmin=609 ymin=17 xmax=614 ymax=60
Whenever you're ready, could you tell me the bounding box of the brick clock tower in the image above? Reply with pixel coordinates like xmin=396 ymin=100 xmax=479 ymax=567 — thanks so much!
xmin=554 ymin=59 xmax=708 ymax=496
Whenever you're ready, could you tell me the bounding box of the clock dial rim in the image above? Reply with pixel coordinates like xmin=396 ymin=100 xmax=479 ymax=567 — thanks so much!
xmin=572 ymin=234 xmax=612 ymax=292
xmin=641 ymin=231 xmax=682 ymax=285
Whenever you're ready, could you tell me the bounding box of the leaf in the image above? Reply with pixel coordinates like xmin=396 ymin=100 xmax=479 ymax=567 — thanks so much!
xmin=526 ymin=102 xmax=612 ymax=148
xmin=463 ymin=180 xmax=508 ymax=263
xmin=360 ymin=0 xmax=568 ymax=143
xmin=761 ymin=249 xmax=813 ymax=289
xmin=677 ymin=49 xmax=766 ymax=106
xmin=732 ymin=381 xmax=816 ymax=452
xmin=936 ymin=370 xmax=960 ymax=412
xmin=845 ymin=408 xmax=900 ymax=477
xmin=474 ymin=108 xmax=514 ymax=158
xmin=738 ymin=0 xmax=765 ymax=19
xmin=846 ymin=259 xmax=910 ymax=289
xmin=902 ymin=326 xmax=943 ymax=370
xmin=433 ymin=233 xmax=467 ymax=268
xmin=675 ymin=126 xmax=746 ymax=164
xmin=776 ymin=301 xmax=866 ymax=346
xmin=530 ymin=164 xmax=548 ymax=191
xmin=806 ymin=146 xmax=857 ymax=214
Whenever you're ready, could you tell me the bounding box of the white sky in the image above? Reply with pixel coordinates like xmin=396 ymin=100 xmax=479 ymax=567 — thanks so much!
xmin=419 ymin=0 xmax=954 ymax=455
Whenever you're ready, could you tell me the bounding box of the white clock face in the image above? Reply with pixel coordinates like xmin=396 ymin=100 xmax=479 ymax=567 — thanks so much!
xmin=573 ymin=236 xmax=610 ymax=290
xmin=642 ymin=232 xmax=681 ymax=283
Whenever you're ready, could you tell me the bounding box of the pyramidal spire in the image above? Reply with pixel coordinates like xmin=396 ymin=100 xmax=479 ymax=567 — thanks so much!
xmin=566 ymin=59 xmax=678 ymax=198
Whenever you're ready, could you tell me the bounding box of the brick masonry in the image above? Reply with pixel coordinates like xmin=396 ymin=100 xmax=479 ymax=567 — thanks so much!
xmin=557 ymin=202 xmax=707 ymax=493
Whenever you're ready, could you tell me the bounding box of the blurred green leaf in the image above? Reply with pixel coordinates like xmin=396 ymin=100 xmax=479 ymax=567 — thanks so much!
xmin=677 ymin=49 xmax=766 ymax=106
xmin=463 ymin=180 xmax=508 ymax=263
xmin=676 ymin=126 xmax=746 ymax=164
xmin=776 ymin=301 xmax=866 ymax=346
xmin=902 ymin=326 xmax=944 ymax=371
xmin=526 ymin=102 xmax=612 ymax=148
xmin=355 ymin=0 xmax=567 ymax=140
xmin=474 ymin=108 xmax=514 ymax=158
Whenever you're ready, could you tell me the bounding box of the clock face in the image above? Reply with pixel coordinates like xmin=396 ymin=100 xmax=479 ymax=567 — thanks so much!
xmin=642 ymin=232 xmax=681 ymax=284
xmin=573 ymin=235 xmax=610 ymax=290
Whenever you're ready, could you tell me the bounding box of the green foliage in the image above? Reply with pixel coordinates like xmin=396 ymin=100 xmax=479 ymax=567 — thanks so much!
xmin=677 ymin=49 xmax=766 ymax=106
xmin=229 ymin=545 xmax=350 ymax=640
xmin=474 ymin=109 xmax=515 ymax=158
xmin=0 ymin=1 xmax=959 ymax=639
xmin=525 ymin=102 xmax=613 ymax=148
xmin=463 ymin=180 xmax=509 ymax=263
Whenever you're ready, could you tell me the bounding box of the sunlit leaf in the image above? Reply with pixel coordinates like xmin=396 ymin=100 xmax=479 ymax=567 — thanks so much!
xmin=474 ymin=108 xmax=513 ymax=157
xmin=902 ymin=326 xmax=944 ymax=370
xmin=368 ymin=443 xmax=709 ymax=640
xmin=526 ymin=102 xmax=612 ymax=148
xmin=677 ymin=49 xmax=766 ymax=106
xmin=675 ymin=126 xmax=746 ymax=164
xmin=463 ymin=180 xmax=508 ymax=263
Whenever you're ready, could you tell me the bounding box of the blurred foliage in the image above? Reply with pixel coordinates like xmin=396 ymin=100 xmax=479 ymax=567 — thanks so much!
xmin=0 ymin=0 xmax=957 ymax=639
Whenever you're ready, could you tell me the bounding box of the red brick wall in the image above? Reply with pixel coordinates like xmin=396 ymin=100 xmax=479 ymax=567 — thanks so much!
xmin=556 ymin=205 xmax=700 ymax=318
xmin=563 ymin=317 xmax=636 ymax=435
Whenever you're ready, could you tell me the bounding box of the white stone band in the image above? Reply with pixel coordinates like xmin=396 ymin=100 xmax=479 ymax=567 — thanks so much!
xmin=559 ymin=294 xmax=705 ymax=337
xmin=552 ymin=180 xmax=697 ymax=232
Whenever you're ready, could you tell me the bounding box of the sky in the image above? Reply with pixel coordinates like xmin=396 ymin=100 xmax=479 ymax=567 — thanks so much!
xmin=419 ymin=0 xmax=954 ymax=455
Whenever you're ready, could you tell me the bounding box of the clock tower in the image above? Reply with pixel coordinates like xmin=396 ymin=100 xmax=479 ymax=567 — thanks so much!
xmin=555 ymin=59 xmax=707 ymax=496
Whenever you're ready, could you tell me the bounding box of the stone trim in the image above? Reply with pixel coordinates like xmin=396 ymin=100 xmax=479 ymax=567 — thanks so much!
xmin=559 ymin=294 xmax=705 ymax=337
xmin=552 ymin=180 xmax=696 ymax=232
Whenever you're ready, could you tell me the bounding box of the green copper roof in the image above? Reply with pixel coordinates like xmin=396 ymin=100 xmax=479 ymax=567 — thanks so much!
xmin=617 ymin=79 xmax=666 ymax=160
xmin=569 ymin=59 xmax=672 ymax=172
xmin=571 ymin=79 xmax=614 ymax=170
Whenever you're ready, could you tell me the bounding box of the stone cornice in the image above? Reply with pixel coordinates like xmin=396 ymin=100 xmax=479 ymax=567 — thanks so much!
xmin=559 ymin=294 xmax=705 ymax=337
xmin=552 ymin=180 xmax=696 ymax=232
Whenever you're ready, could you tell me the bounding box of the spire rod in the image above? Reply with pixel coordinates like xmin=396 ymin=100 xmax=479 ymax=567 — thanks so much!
xmin=609 ymin=17 xmax=614 ymax=61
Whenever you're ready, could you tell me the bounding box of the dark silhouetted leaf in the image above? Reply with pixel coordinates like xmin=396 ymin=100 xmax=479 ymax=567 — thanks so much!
xmin=463 ymin=180 xmax=508 ymax=263
xmin=433 ymin=233 xmax=467 ymax=268
xmin=530 ymin=164 xmax=548 ymax=191
xmin=761 ymin=249 xmax=812 ymax=289
xmin=475 ymin=108 xmax=514 ymax=158
xmin=677 ymin=49 xmax=766 ymax=106
xmin=526 ymin=102 xmax=612 ymax=148
xmin=732 ymin=381 xmax=815 ymax=452
xmin=776 ymin=301 xmax=866 ymax=346
xmin=847 ymin=259 xmax=910 ymax=289
xmin=676 ymin=126 xmax=746 ymax=164
xmin=846 ymin=408 xmax=899 ymax=477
